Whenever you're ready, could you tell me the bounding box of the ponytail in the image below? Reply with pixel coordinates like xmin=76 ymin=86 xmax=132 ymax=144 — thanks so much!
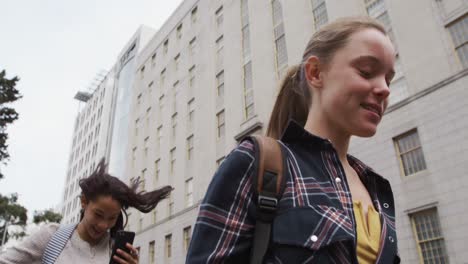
xmin=266 ymin=65 xmax=311 ymax=139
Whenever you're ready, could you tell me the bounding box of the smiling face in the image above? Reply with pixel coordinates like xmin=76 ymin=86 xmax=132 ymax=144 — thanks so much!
xmin=310 ymin=28 xmax=395 ymax=138
xmin=80 ymin=195 xmax=121 ymax=243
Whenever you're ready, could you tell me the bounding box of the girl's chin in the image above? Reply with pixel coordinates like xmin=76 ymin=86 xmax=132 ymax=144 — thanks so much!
xmin=353 ymin=125 xmax=378 ymax=137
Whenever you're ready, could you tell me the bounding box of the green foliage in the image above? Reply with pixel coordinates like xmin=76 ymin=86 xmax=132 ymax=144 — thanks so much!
xmin=0 ymin=69 xmax=22 ymax=179
xmin=33 ymin=209 xmax=62 ymax=224
xmin=0 ymin=193 xmax=27 ymax=245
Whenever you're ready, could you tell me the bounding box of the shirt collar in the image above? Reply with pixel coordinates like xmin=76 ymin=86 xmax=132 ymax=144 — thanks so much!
xmin=280 ymin=119 xmax=386 ymax=182
xmin=280 ymin=119 xmax=332 ymax=149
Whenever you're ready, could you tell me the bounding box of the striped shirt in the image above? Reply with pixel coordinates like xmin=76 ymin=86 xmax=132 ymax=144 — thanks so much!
xmin=0 ymin=223 xmax=111 ymax=264
xmin=187 ymin=121 xmax=399 ymax=264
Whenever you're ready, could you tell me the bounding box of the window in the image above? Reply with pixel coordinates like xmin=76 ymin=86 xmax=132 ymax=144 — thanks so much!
xmin=177 ymin=23 xmax=183 ymax=39
xmin=187 ymin=135 xmax=194 ymax=161
xmin=135 ymin=119 xmax=139 ymax=137
xmin=159 ymin=94 xmax=165 ymax=114
xmin=191 ymin=6 xmax=198 ymax=24
xmin=173 ymin=81 xmax=179 ymax=113
xmin=215 ymin=6 xmax=223 ymax=29
xmin=243 ymin=61 xmax=255 ymax=119
xmin=242 ymin=25 xmax=251 ymax=59
xmin=365 ymin=0 xmax=385 ymax=18
xmin=168 ymin=192 xmax=174 ymax=215
xmin=410 ymin=208 xmax=449 ymax=263
xmin=163 ymin=39 xmax=169 ymax=54
xmin=171 ymin=113 xmax=177 ymax=141
xmin=165 ymin=234 xmax=172 ymax=259
xmin=394 ymin=129 xmax=427 ymax=176
xmin=388 ymin=58 xmax=409 ymax=105
xmin=160 ymin=68 xmax=166 ymax=87
xmin=137 ymin=93 xmax=142 ymax=106
xmin=447 ymin=14 xmax=468 ymax=69
xmin=174 ymin=53 xmax=180 ymax=71
xmin=170 ymin=147 xmax=176 ymax=175
xmin=217 ymin=110 xmax=225 ymax=138
xmin=189 ymin=37 xmax=197 ymax=56
xmin=141 ymin=169 xmax=146 ymax=191
xmin=216 ymin=35 xmax=224 ymax=70
xmin=275 ymin=34 xmax=287 ymax=75
xmin=132 ymin=147 xmax=137 ymax=167
xmin=138 ymin=217 xmax=143 ymax=231
xmin=151 ymin=53 xmax=156 ymax=67
xmin=187 ymin=99 xmax=195 ymax=131
xmin=311 ymin=0 xmax=328 ymax=29
xmin=272 ymin=0 xmax=288 ymax=75
xmin=216 ymin=70 xmax=224 ymax=98
xmin=365 ymin=0 xmax=394 ymax=47
xmin=241 ymin=0 xmax=251 ymax=59
xmin=183 ymin=226 xmax=192 ymax=253
xmin=154 ymin=159 xmax=160 ymax=187
xmin=149 ymin=241 xmax=155 ymax=263
xmin=152 ymin=209 xmax=157 ymax=224
xmin=144 ymin=137 xmax=149 ymax=158
xmin=140 ymin=66 xmax=145 ymax=79
xmin=189 ymin=65 xmax=196 ymax=89
xmin=157 ymin=125 xmax=163 ymax=149
xmin=185 ymin=178 xmax=193 ymax=207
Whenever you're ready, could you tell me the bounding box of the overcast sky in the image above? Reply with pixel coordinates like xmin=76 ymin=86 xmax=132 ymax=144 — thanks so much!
xmin=0 ymin=0 xmax=183 ymax=218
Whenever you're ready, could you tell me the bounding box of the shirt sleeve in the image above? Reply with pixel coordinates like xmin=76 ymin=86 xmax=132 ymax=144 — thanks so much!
xmin=186 ymin=140 xmax=258 ymax=264
xmin=0 ymin=223 xmax=59 ymax=264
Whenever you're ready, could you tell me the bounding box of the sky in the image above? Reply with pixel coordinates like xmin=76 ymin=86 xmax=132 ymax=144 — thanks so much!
xmin=0 ymin=0 xmax=184 ymax=219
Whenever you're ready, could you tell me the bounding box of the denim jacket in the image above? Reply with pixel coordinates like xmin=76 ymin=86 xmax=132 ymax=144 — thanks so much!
xmin=187 ymin=121 xmax=400 ymax=263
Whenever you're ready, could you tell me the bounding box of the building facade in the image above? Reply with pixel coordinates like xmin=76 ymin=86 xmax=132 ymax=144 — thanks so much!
xmin=60 ymin=73 xmax=115 ymax=224
xmin=60 ymin=26 xmax=155 ymax=224
xmin=61 ymin=0 xmax=467 ymax=263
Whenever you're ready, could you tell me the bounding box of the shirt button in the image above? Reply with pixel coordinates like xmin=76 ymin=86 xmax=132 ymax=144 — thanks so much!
xmin=310 ymin=235 xmax=318 ymax=242
xmin=383 ymin=203 xmax=389 ymax=208
xmin=335 ymin=177 xmax=342 ymax=183
xmin=389 ymin=236 xmax=395 ymax=243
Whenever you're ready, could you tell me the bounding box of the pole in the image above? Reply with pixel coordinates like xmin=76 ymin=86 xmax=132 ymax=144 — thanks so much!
xmin=1 ymin=219 xmax=9 ymax=247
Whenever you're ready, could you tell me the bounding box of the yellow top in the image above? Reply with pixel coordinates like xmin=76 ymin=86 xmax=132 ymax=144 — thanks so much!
xmin=353 ymin=201 xmax=381 ymax=264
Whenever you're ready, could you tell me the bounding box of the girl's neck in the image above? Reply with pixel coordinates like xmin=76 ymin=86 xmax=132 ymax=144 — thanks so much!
xmin=304 ymin=112 xmax=351 ymax=165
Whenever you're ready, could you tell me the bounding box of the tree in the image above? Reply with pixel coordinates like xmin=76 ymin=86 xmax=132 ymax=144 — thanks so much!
xmin=0 ymin=193 xmax=27 ymax=246
xmin=0 ymin=70 xmax=22 ymax=179
xmin=33 ymin=209 xmax=62 ymax=224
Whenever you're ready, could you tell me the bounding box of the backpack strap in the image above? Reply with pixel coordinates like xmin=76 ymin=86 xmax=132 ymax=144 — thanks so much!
xmin=248 ymin=135 xmax=287 ymax=264
xmin=42 ymin=223 xmax=78 ymax=264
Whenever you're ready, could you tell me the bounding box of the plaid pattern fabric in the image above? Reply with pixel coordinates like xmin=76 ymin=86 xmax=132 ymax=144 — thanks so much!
xmin=187 ymin=121 xmax=399 ymax=264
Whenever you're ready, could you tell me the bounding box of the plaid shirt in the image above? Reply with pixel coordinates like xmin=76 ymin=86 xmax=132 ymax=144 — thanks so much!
xmin=187 ymin=121 xmax=399 ymax=264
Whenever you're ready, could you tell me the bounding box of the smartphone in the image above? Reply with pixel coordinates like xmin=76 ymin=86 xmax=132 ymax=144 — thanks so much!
xmin=109 ymin=230 xmax=136 ymax=264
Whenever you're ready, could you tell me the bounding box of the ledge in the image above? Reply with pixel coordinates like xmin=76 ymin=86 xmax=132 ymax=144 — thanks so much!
xmin=135 ymin=201 xmax=201 ymax=235
xmin=386 ymin=68 xmax=468 ymax=114
xmin=234 ymin=117 xmax=263 ymax=142
xmin=404 ymin=201 xmax=439 ymax=215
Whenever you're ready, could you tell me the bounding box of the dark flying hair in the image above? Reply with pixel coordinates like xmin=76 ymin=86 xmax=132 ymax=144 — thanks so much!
xmin=79 ymin=159 xmax=172 ymax=238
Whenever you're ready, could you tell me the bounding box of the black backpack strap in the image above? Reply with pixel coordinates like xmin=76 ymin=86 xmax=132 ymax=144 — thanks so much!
xmin=248 ymin=136 xmax=286 ymax=264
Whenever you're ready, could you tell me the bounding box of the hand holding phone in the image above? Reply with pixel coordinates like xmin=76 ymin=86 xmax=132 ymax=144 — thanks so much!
xmin=109 ymin=230 xmax=136 ymax=264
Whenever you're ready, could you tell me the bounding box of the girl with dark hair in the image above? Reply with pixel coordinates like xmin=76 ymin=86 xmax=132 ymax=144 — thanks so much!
xmin=187 ymin=17 xmax=399 ymax=263
xmin=0 ymin=159 xmax=172 ymax=264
